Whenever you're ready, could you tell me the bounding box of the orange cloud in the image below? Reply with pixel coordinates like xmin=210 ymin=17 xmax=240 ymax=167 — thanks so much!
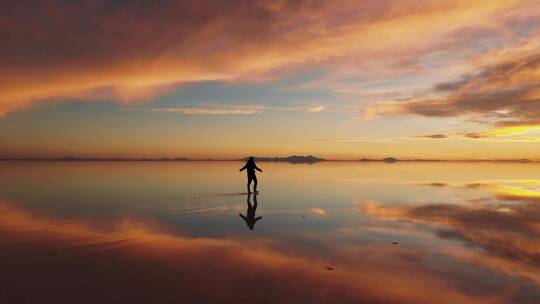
xmin=151 ymin=106 xmax=264 ymax=115
xmin=0 ymin=0 xmax=532 ymax=116
xmin=361 ymin=45 xmax=540 ymax=126
xmin=308 ymin=207 xmax=327 ymax=215
xmin=308 ymin=106 xmax=326 ymax=113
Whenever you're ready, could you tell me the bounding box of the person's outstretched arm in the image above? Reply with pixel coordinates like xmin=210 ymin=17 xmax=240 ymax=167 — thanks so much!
xmin=255 ymin=165 xmax=263 ymax=172
xmin=239 ymin=163 xmax=247 ymax=172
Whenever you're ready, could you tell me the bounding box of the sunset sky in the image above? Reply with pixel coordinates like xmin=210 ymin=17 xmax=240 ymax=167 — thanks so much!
xmin=1 ymin=0 xmax=539 ymax=160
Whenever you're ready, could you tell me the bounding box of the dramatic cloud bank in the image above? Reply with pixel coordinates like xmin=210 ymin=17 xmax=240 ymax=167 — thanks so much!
xmin=362 ymin=50 xmax=540 ymax=126
xmin=2 ymin=0 xmax=537 ymax=117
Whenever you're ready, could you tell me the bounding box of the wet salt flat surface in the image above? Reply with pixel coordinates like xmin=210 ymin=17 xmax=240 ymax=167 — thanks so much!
xmin=0 ymin=161 xmax=539 ymax=303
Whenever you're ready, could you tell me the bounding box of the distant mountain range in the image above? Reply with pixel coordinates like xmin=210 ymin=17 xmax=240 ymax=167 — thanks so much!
xmin=358 ymin=157 xmax=403 ymax=163
xmin=357 ymin=157 xmax=535 ymax=163
xmin=0 ymin=155 xmax=326 ymax=163
xmin=0 ymin=156 xmax=191 ymax=162
xmin=247 ymin=155 xmax=325 ymax=164
xmin=0 ymin=156 xmax=537 ymax=163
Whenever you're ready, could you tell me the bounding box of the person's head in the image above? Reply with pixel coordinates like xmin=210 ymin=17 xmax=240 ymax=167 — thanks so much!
xmin=249 ymin=156 xmax=254 ymax=162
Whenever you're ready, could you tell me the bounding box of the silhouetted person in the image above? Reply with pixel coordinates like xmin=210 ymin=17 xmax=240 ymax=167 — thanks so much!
xmin=239 ymin=193 xmax=262 ymax=230
xmin=239 ymin=156 xmax=262 ymax=194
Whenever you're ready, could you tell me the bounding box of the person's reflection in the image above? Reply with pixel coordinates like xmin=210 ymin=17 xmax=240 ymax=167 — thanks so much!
xmin=239 ymin=193 xmax=262 ymax=230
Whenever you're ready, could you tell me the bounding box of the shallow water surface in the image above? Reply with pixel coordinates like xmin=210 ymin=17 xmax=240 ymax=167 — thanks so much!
xmin=0 ymin=161 xmax=539 ymax=303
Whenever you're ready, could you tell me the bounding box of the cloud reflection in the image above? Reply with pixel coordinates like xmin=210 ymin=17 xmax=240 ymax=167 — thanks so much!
xmin=357 ymin=180 xmax=540 ymax=289
xmin=1 ymin=196 xmax=538 ymax=303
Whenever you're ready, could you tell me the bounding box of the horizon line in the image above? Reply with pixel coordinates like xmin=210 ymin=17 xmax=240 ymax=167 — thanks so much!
xmin=0 ymin=156 xmax=538 ymax=163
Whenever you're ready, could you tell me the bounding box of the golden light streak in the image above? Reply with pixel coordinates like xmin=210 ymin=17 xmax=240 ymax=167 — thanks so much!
xmin=486 ymin=125 xmax=540 ymax=137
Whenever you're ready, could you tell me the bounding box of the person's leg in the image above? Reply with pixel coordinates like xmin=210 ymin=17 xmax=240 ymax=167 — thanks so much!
xmin=247 ymin=177 xmax=252 ymax=193
xmin=253 ymin=175 xmax=258 ymax=193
